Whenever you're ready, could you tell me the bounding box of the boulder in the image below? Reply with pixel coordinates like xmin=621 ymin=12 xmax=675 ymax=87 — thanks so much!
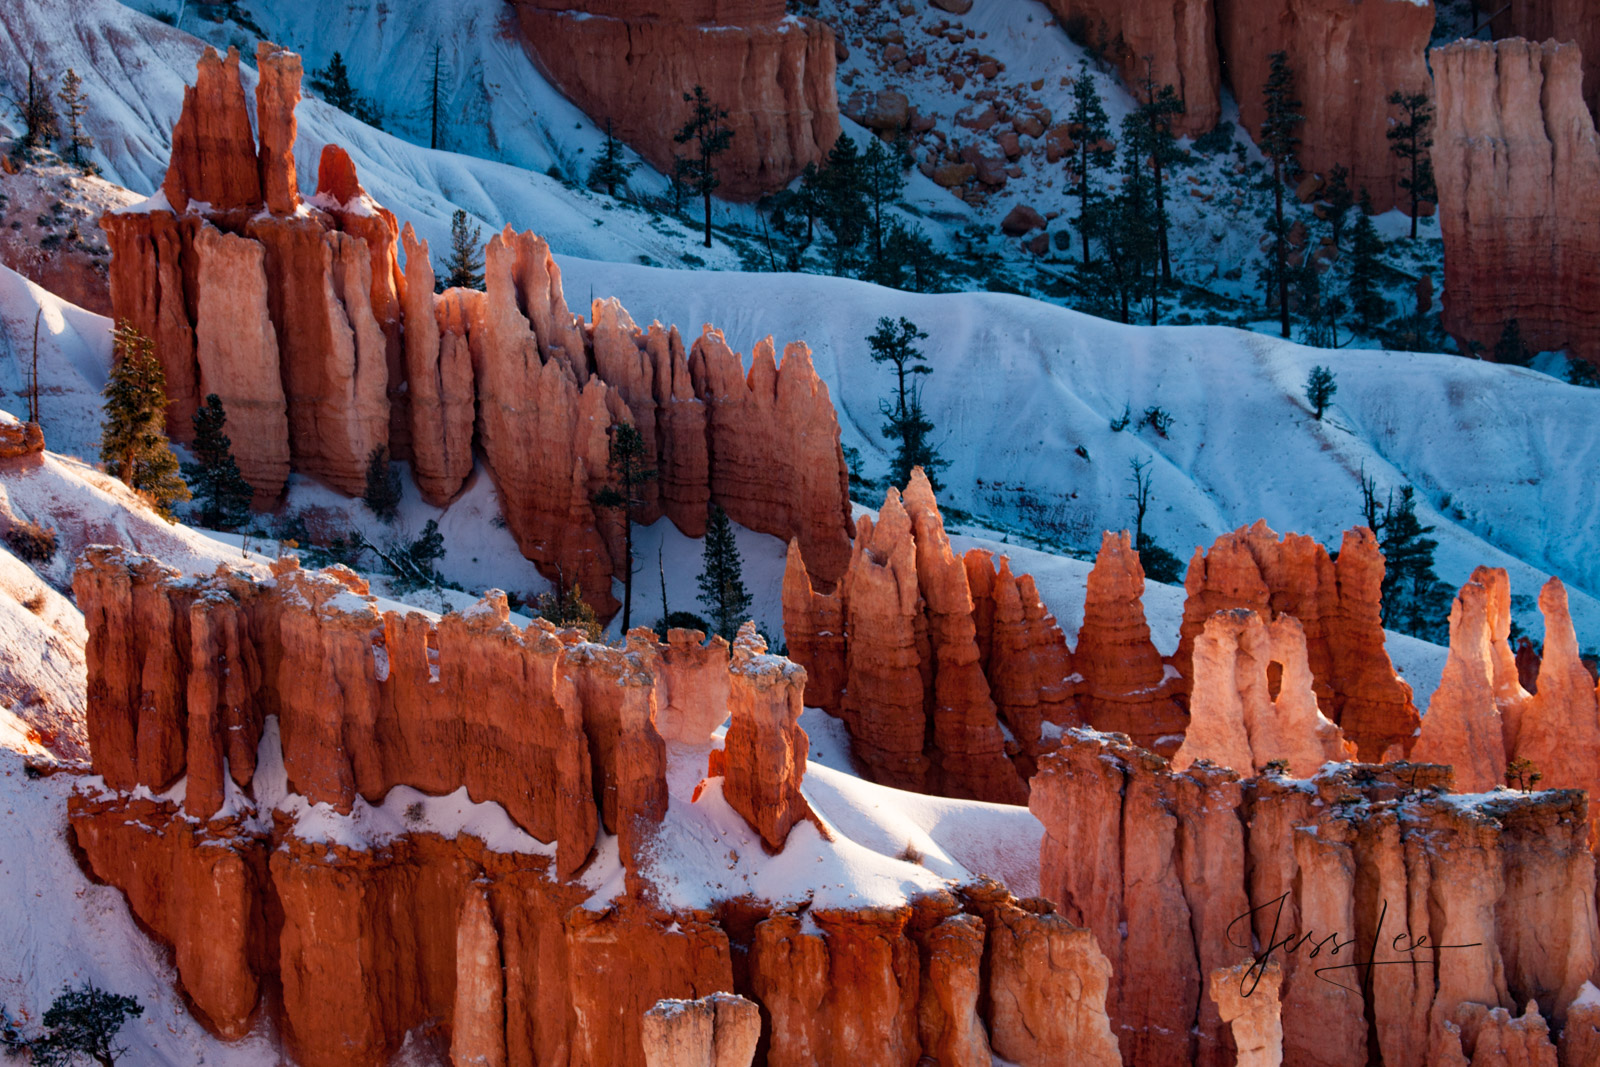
xmin=999 ymin=203 xmax=1045 ymax=235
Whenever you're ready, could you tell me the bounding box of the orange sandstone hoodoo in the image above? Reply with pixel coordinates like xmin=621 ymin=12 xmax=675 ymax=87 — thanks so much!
xmin=103 ymin=45 xmax=855 ymax=621
xmin=69 ymin=547 xmax=1123 ymax=1067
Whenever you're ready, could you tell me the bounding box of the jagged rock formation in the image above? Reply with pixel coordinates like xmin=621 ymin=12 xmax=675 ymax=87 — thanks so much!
xmin=642 ymin=993 xmax=760 ymax=1067
xmin=71 ymin=546 xmax=1122 ymax=1065
xmin=1038 ymin=0 xmax=1220 ymax=136
xmin=1173 ymin=609 xmax=1354 ymax=777
xmin=1032 ymin=728 xmax=1600 ymax=1067
xmin=1430 ymin=1001 xmax=1561 ymax=1065
xmin=1072 ymin=530 xmax=1184 ymax=752
xmin=1177 ymin=521 xmax=1418 ymax=760
xmin=504 ymin=0 xmax=840 ymax=199
xmin=0 ymin=418 xmax=44 ymax=459
xmin=722 ymin=622 xmax=816 ymax=851
xmin=784 ymin=475 xmax=1213 ymax=799
xmin=103 ymin=46 xmax=854 ymax=619
xmin=1432 ymin=38 xmax=1600 ymax=364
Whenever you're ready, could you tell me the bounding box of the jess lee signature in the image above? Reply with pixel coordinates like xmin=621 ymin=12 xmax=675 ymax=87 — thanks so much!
xmin=1225 ymin=893 xmax=1482 ymax=997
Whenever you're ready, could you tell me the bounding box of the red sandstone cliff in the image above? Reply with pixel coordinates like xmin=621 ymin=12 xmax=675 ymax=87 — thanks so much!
xmin=505 ymin=0 xmax=839 ymax=200
xmin=1432 ymin=38 xmax=1600 ymax=364
xmin=1033 ymin=728 xmax=1600 ymax=1067
xmin=1491 ymin=0 xmax=1600 ymax=121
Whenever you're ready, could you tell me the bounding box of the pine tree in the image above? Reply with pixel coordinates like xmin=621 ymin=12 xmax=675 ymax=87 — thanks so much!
xmin=100 ymin=323 xmax=189 ymax=520
xmin=533 ymin=584 xmax=601 ymax=641
xmin=1134 ymin=60 xmax=1184 ymax=283
xmin=1259 ymin=51 xmax=1303 ymax=339
xmin=181 ymin=394 xmax=254 ymax=529
xmin=861 ymin=138 xmax=908 ymax=284
xmin=1305 ymin=365 xmax=1337 ymax=419
xmin=1115 ymin=110 xmax=1164 ymax=325
xmin=30 ymin=983 xmax=144 ymax=1067
xmin=1376 ymin=485 xmax=1450 ymax=642
xmin=1493 ymin=318 xmax=1532 ymax=367
xmin=1386 ymin=90 xmax=1436 ymax=240
xmin=1321 ymin=164 xmax=1354 ymax=249
xmin=697 ymin=504 xmax=752 ymax=641
xmin=56 ymin=69 xmax=94 ymax=173
xmin=592 ymin=422 xmax=656 ymax=631
xmin=1346 ymin=191 xmax=1388 ymax=334
xmin=817 ymin=135 xmax=867 ymax=276
xmin=587 ymin=119 xmax=637 ymax=198
xmin=428 ymin=44 xmax=445 ymax=151
xmin=363 ymin=444 xmax=403 ymax=522
xmin=673 ymin=86 xmax=734 ymax=248
xmin=440 ymin=209 xmax=484 ymax=291
xmin=889 ymin=389 xmax=948 ymax=492
xmin=308 ymin=52 xmax=382 ymax=129
xmin=868 ymin=315 xmax=930 ymax=428
xmin=1067 ymin=60 xmax=1115 ymax=266
xmin=15 ymin=61 xmax=59 ymax=151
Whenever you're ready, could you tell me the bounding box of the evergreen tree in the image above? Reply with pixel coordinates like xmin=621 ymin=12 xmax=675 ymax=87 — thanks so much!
xmin=1067 ymin=60 xmax=1115 ymax=266
xmin=816 ymin=135 xmax=867 ymax=276
xmin=1493 ymin=318 xmax=1532 ymax=367
xmin=57 ymin=68 xmax=94 ymax=173
xmin=1134 ymin=61 xmax=1184 ymax=283
xmin=308 ymin=52 xmax=383 ymax=129
xmin=1321 ymin=164 xmax=1354 ymax=249
xmin=868 ymin=316 xmax=930 ymax=428
xmin=363 ymin=444 xmax=403 ymax=522
xmin=882 ymin=219 xmax=948 ymax=293
xmin=100 ymin=323 xmax=189 ymax=520
xmin=673 ymin=86 xmax=734 ymax=248
xmin=1386 ymin=90 xmax=1436 ymax=240
xmin=15 ymin=61 xmax=59 ymax=150
xmin=427 ymin=44 xmax=445 ymax=150
xmin=389 ymin=519 xmax=445 ymax=592
xmin=1566 ymin=358 xmax=1600 ymax=388
xmin=888 ymin=389 xmax=948 ymax=492
xmin=1346 ymin=191 xmax=1389 ymax=333
xmin=1259 ymin=51 xmax=1303 ymax=339
xmin=592 ymin=422 xmax=656 ymax=631
xmin=30 ymin=983 xmax=144 ymax=1067
xmin=587 ymin=118 xmax=637 ymax=197
xmin=441 ymin=209 xmax=484 ymax=291
xmin=697 ymin=504 xmax=752 ymax=641
xmin=1305 ymin=365 xmax=1337 ymax=420
xmin=861 ymin=138 xmax=908 ymax=284
xmin=1375 ymin=485 xmax=1450 ymax=642
xmin=762 ymin=185 xmax=814 ymax=271
xmin=1102 ymin=112 xmax=1162 ymax=324
xmin=181 ymin=394 xmax=254 ymax=529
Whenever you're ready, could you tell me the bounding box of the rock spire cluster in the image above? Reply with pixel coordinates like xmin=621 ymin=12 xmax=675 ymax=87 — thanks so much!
xmin=102 ymin=45 xmax=854 ymax=618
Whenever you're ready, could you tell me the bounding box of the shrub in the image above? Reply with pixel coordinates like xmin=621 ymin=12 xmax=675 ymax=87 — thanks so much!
xmin=5 ymin=519 xmax=56 ymax=563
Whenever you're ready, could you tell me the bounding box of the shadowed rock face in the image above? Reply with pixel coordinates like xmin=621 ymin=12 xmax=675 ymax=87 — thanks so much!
xmin=1490 ymin=0 xmax=1600 ymax=121
xmin=103 ymin=46 xmax=854 ymax=619
xmin=1032 ymin=729 xmax=1600 ymax=1067
xmin=1432 ymin=38 xmax=1600 ymax=366
xmin=505 ymin=0 xmax=839 ymax=200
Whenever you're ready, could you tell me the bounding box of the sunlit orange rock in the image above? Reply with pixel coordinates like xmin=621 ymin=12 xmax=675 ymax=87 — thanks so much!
xmin=722 ymin=623 xmax=815 ymax=850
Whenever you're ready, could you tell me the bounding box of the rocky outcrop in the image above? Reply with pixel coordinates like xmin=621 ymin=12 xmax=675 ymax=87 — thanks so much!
xmin=720 ymin=623 xmax=815 ymax=850
xmin=191 ymin=223 xmax=289 ymax=506
xmin=1032 ymin=728 xmax=1600 ymax=1067
xmin=1173 ymin=609 xmax=1354 ymax=777
xmin=689 ymin=328 xmax=852 ymax=588
xmin=1209 ymin=960 xmax=1282 ymax=1067
xmin=652 ymin=628 xmax=733 ymax=744
xmin=505 ymin=0 xmax=839 ymax=199
xmin=1432 ymin=38 xmax=1600 ymax=364
xmin=103 ymin=46 xmax=855 ymax=615
xmin=1177 ymin=522 xmax=1418 ymax=760
xmin=1073 ymin=530 xmax=1184 ymax=752
xmin=1512 ymin=579 xmax=1600 ymax=843
xmin=642 ymin=993 xmax=760 ymax=1067
xmin=0 ymin=418 xmax=44 ymax=459
xmin=1431 ymin=1001 xmax=1560 ymax=1066
xmin=1213 ymin=0 xmax=1435 ymax=215
xmin=780 ymin=539 xmax=846 ymax=713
